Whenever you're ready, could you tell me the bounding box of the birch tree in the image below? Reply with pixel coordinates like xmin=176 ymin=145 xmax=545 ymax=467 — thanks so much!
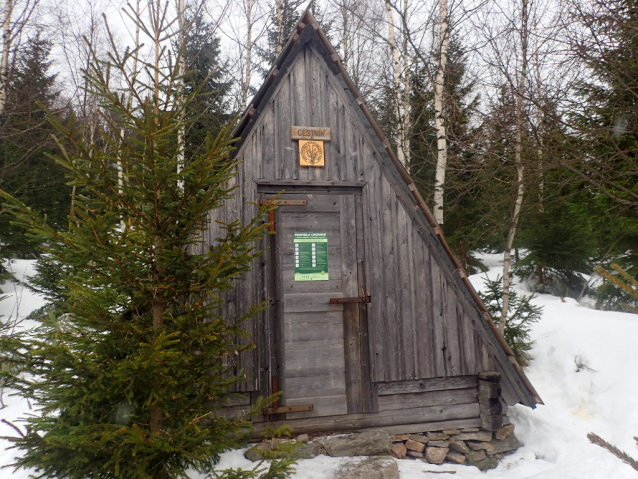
xmin=384 ymin=0 xmax=411 ymax=169
xmin=0 ymin=0 xmax=39 ymax=121
xmin=432 ymin=0 xmax=449 ymax=225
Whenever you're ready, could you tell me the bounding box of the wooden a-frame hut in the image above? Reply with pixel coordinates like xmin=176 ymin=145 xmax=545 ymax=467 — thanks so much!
xmin=204 ymin=9 xmax=542 ymax=436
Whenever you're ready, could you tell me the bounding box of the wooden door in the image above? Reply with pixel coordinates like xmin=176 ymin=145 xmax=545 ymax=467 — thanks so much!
xmin=270 ymin=192 xmax=366 ymax=419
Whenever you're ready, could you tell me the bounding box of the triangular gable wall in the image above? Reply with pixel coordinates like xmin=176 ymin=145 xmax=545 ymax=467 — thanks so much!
xmin=221 ymin=12 xmax=541 ymax=408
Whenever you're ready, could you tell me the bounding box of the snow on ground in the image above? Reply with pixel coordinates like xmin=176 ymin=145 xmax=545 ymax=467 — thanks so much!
xmin=1 ymin=255 xmax=638 ymax=478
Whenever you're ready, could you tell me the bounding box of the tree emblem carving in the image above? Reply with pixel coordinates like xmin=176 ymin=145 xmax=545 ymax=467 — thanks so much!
xmin=300 ymin=141 xmax=323 ymax=165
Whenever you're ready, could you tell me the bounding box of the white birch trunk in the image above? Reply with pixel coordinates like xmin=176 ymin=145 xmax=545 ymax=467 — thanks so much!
xmin=276 ymin=0 xmax=283 ymax=55
xmin=400 ymin=0 xmax=410 ymax=170
xmin=432 ymin=0 xmax=449 ymax=226
xmin=241 ymin=0 xmax=253 ymax=111
xmin=176 ymin=0 xmax=185 ymax=191
xmin=341 ymin=1 xmax=348 ymax=70
xmin=0 ymin=0 xmax=13 ymax=117
xmin=385 ymin=0 xmax=407 ymax=168
xmin=501 ymin=0 xmax=529 ymax=334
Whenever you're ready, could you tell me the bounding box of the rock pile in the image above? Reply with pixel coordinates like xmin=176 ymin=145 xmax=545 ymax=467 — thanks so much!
xmin=388 ymin=424 xmax=521 ymax=471
xmin=244 ymin=425 xmax=521 ymax=472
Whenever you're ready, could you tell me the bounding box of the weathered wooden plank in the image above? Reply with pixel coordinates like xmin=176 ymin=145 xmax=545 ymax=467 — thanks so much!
xmin=327 ymin=76 xmax=343 ymax=181
xmin=309 ymin=47 xmax=327 ymax=182
xmin=397 ymin=200 xmax=416 ymax=380
xmin=275 ymin=75 xmax=291 ymax=180
xmin=253 ymin=402 xmax=480 ymax=435
xmin=260 ymin=108 xmax=275 ymax=180
xmin=341 ymin=195 xmax=362 ymax=414
xmin=286 ymin=395 xmax=348 ymax=419
xmin=279 ymin=211 xmax=342 ymax=229
xmin=354 ymin=194 xmax=374 ymax=413
xmin=430 ymin=267 xmax=447 ymax=377
xmin=379 ymin=175 xmax=398 ymax=382
xmin=291 ymin=50 xmax=307 ymax=181
xmin=459 ymin=308 xmax=477 ymax=376
xmin=283 ymin=293 xmax=344 ymax=313
xmin=285 ymin=375 xmax=346 ymax=398
xmin=443 ymin=273 xmax=463 ymax=377
xmin=255 ymin=179 xmax=367 ymax=187
xmin=415 ymin=230 xmax=434 ymax=379
xmin=363 ymin=418 xmax=482 ymax=436
xmin=285 ymin=343 xmax=344 ymax=364
xmin=367 ymin=164 xmax=385 ymax=382
xmin=378 ymin=376 xmax=479 ymax=396
xmin=378 ymin=388 xmax=478 ymax=412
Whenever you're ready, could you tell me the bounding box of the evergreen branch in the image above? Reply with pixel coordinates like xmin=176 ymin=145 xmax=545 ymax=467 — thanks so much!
xmin=587 ymin=432 xmax=638 ymax=472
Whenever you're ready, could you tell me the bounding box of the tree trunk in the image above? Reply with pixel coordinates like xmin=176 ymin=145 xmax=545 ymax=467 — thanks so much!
xmin=385 ymin=0 xmax=408 ymax=169
xmin=176 ymin=0 xmax=185 ymax=191
xmin=240 ymin=0 xmax=253 ymax=111
xmin=432 ymin=0 xmax=449 ymax=225
xmin=276 ymin=0 xmax=283 ymax=55
xmin=501 ymin=0 xmax=529 ymax=334
xmin=0 ymin=0 xmax=13 ymax=118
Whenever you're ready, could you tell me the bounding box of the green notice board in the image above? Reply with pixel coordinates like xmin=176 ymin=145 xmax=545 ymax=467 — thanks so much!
xmin=293 ymin=232 xmax=329 ymax=281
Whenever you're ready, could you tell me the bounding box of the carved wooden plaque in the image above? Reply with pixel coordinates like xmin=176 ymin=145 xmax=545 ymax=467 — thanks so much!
xmin=291 ymin=126 xmax=331 ymax=141
xmin=299 ymin=140 xmax=325 ymax=167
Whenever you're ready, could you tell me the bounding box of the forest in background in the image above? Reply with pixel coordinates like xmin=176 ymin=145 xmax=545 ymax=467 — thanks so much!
xmin=1 ymin=0 xmax=637 ymax=315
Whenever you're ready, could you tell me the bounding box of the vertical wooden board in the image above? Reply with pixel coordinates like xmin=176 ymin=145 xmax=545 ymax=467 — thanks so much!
xmin=365 ymin=166 xmax=385 ymax=382
xmin=381 ymin=175 xmax=400 ymax=381
xmin=442 ymin=274 xmax=462 ymax=377
xmin=401 ymin=206 xmax=417 ymax=379
xmin=260 ymin=107 xmax=275 ymax=180
xmin=340 ymin=196 xmax=358 ymax=297
xmin=360 ymin=184 xmax=376 ymax=381
xmin=344 ymin=116 xmax=362 ymax=182
xmin=430 ymin=264 xmax=447 ymax=377
xmin=290 ymin=52 xmax=308 ymax=181
xmin=274 ymin=74 xmax=291 ymax=180
xmin=308 ymin=49 xmax=327 ymax=182
xmin=463 ymin=309 xmax=479 ymax=375
xmin=338 ymin=102 xmax=348 ymax=181
xmin=412 ymin=228 xmax=432 ymax=379
xmin=341 ymin=196 xmax=362 ymax=413
xmin=326 ymin=78 xmax=343 ymax=181
xmin=354 ymin=194 xmax=374 ymax=412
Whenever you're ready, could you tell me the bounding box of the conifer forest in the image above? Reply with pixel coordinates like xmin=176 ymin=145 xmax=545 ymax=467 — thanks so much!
xmin=0 ymin=0 xmax=637 ymax=478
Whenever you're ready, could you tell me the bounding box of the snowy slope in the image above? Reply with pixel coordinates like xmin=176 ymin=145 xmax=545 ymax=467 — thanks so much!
xmin=1 ymin=257 xmax=637 ymax=478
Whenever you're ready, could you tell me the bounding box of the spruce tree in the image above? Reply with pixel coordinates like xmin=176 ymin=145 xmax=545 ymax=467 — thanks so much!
xmin=0 ymin=6 xmax=275 ymax=478
xmin=0 ymin=32 xmax=69 ymax=258
xmin=181 ymin=8 xmax=232 ymax=154
xmin=569 ymin=0 xmax=638 ymax=292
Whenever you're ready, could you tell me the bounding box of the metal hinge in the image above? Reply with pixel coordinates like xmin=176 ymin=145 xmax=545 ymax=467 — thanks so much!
xmin=329 ymin=296 xmax=371 ymax=304
xmin=258 ymin=199 xmax=307 ymax=206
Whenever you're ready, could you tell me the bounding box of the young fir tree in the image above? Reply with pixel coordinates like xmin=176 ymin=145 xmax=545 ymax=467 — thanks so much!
xmin=0 ymin=6 xmax=282 ymax=478
xmin=478 ymin=276 xmax=543 ymax=366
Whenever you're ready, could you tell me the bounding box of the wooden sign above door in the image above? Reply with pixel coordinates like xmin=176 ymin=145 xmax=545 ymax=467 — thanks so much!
xmin=292 ymin=126 xmax=330 ymax=167
xmin=290 ymin=126 xmax=331 ymax=141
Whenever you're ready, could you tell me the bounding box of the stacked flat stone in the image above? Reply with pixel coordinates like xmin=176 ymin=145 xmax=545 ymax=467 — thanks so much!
xmin=244 ymin=426 xmax=521 ymax=472
xmin=389 ymin=424 xmax=520 ymax=471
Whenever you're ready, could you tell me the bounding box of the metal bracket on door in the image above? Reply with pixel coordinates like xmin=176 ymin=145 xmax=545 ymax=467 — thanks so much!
xmin=263 ymin=376 xmax=313 ymax=416
xmin=258 ymin=199 xmax=307 ymax=206
xmin=328 ymin=296 xmax=372 ymax=304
